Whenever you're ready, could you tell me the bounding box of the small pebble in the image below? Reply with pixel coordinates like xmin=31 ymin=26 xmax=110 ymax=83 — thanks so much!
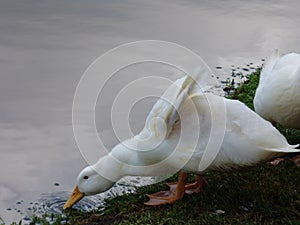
xmin=130 ymin=179 xmax=139 ymax=184
xmin=54 ymin=182 xmax=60 ymax=186
xmin=223 ymin=87 xmax=231 ymax=92
xmin=23 ymin=217 xmax=31 ymax=221
xmin=213 ymin=209 xmax=225 ymax=215
xmin=239 ymin=205 xmax=249 ymax=211
xmin=16 ymin=201 xmax=21 ymax=204
xmin=7 ymin=208 xmax=11 ymax=211
xmin=216 ymin=66 xmax=223 ymax=69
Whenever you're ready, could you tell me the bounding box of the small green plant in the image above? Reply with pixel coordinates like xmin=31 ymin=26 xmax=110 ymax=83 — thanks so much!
xmin=228 ymin=68 xmax=261 ymax=110
xmin=0 ymin=217 xmax=5 ymax=225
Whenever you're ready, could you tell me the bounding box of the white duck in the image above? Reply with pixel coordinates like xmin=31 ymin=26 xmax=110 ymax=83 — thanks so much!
xmin=254 ymin=51 xmax=300 ymax=129
xmin=64 ymin=68 xmax=299 ymax=208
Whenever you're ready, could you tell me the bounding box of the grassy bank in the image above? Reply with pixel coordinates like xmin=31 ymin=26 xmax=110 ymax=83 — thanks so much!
xmin=11 ymin=68 xmax=300 ymax=225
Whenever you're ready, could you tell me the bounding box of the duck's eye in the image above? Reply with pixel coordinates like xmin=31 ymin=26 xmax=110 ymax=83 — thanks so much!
xmin=83 ymin=176 xmax=89 ymax=180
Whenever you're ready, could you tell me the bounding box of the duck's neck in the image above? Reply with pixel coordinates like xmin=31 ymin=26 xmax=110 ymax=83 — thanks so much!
xmin=99 ymin=138 xmax=174 ymax=181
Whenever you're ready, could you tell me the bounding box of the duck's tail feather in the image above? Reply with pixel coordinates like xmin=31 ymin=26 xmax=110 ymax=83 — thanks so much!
xmin=264 ymin=144 xmax=300 ymax=153
xmin=260 ymin=49 xmax=282 ymax=83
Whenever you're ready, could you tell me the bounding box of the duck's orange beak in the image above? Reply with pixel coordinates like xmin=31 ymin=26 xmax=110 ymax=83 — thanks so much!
xmin=63 ymin=186 xmax=85 ymax=209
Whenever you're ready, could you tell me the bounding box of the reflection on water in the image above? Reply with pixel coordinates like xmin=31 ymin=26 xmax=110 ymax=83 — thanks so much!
xmin=1 ymin=0 xmax=300 ymax=223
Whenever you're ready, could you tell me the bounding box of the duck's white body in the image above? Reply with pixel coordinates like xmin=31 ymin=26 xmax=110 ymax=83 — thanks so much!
xmin=254 ymin=51 xmax=300 ymax=129
xmin=64 ymin=69 xmax=299 ymax=208
xmin=102 ymin=94 xmax=297 ymax=180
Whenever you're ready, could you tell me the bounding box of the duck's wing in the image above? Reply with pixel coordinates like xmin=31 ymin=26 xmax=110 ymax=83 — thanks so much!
xmin=227 ymin=98 xmax=299 ymax=153
xmin=259 ymin=50 xmax=281 ymax=83
xmin=137 ymin=67 xmax=205 ymax=144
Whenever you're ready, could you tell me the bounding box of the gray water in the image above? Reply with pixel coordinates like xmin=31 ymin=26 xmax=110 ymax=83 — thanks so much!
xmin=1 ymin=0 xmax=300 ymax=223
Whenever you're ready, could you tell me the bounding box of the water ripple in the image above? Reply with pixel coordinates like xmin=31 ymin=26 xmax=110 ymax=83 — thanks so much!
xmin=37 ymin=191 xmax=104 ymax=214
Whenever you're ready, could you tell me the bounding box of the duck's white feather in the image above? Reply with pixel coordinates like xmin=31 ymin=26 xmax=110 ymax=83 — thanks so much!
xmin=254 ymin=51 xmax=300 ymax=128
xmin=259 ymin=50 xmax=281 ymax=84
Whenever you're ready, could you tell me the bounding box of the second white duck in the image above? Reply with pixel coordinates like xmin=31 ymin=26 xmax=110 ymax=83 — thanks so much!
xmin=254 ymin=51 xmax=300 ymax=129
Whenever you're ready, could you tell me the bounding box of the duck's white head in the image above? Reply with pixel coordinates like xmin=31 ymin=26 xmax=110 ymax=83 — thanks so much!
xmin=63 ymin=165 xmax=114 ymax=209
xmin=77 ymin=166 xmax=115 ymax=195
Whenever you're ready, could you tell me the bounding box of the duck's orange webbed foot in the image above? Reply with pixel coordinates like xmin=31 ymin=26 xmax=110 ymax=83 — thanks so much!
xmin=166 ymin=175 xmax=207 ymax=194
xmin=144 ymin=172 xmax=207 ymax=206
xmin=184 ymin=175 xmax=208 ymax=194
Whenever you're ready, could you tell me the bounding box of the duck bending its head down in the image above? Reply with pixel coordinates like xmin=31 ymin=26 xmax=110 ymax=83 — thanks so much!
xmin=64 ymin=68 xmax=299 ymax=209
xmin=254 ymin=51 xmax=300 ymax=129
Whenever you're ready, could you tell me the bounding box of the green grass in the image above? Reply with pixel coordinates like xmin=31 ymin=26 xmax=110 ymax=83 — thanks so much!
xmin=227 ymin=68 xmax=261 ymax=110
xmin=10 ymin=68 xmax=300 ymax=225
xmin=88 ymin=163 xmax=300 ymax=225
xmin=63 ymin=162 xmax=300 ymax=225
